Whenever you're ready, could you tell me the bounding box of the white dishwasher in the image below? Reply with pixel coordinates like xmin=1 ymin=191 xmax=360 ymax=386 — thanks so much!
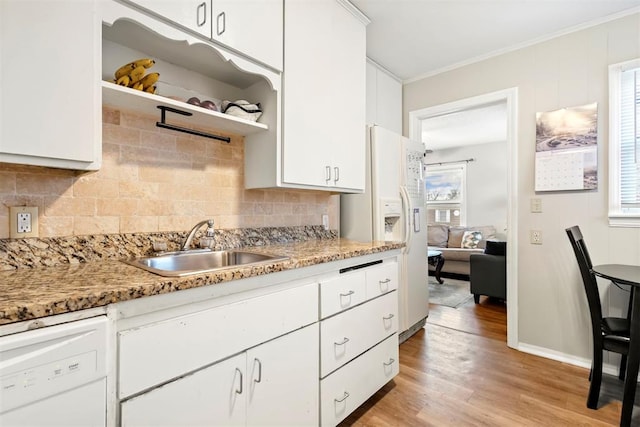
xmin=0 ymin=316 xmax=108 ymax=426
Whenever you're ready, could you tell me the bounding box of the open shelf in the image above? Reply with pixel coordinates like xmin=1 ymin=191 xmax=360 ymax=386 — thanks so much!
xmin=102 ymin=81 xmax=268 ymax=136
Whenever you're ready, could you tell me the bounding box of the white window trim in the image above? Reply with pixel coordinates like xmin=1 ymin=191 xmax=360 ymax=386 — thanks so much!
xmin=608 ymin=58 xmax=640 ymax=227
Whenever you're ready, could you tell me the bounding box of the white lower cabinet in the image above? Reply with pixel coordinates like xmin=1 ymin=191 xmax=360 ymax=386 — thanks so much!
xmin=121 ymin=323 xmax=319 ymax=427
xmin=320 ymin=333 xmax=399 ymax=427
xmin=318 ymin=259 xmax=399 ymax=426
xmin=115 ymin=255 xmax=400 ymax=426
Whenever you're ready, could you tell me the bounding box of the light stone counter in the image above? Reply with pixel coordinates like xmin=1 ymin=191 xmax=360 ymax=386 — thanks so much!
xmin=0 ymin=238 xmax=403 ymax=325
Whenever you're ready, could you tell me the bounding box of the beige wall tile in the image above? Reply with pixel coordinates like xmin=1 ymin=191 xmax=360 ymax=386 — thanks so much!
xmin=0 ymin=172 xmax=16 ymax=194
xmin=0 ymin=109 xmax=336 ymax=238
xmin=74 ymin=178 xmax=119 ymax=198
xmin=75 ymin=216 xmax=119 ymax=236
xmin=45 ymin=197 xmax=96 ymax=217
xmin=120 ymin=216 xmax=159 ymax=233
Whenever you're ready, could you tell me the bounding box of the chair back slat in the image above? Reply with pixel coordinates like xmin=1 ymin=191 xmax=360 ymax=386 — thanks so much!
xmin=566 ymin=226 xmax=603 ymax=334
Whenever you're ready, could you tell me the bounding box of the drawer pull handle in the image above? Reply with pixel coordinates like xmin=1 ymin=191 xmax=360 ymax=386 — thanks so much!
xmin=383 ymin=314 xmax=395 ymax=321
xmin=235 ymin=368 xmax=243 ymax=394
xmin=339 ymin=290 xmax=355 ymax=297
xmin=334 ymin=337 xmax=350 ymax=346
xmin=217 ymin=11 xmax=226 ymax=36
xmin=254 ymin=358 xmax=262 ymax=383
xmin=383 ymin=358 xmax=396 ymax=367
xmin=380 ymin=278 xmax=391 ymax=284
xmin=334 ymin=391 xmax=350 ymax=403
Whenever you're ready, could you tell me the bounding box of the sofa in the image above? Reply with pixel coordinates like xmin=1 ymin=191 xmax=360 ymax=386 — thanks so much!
xmin=427 ymin=224 xmax=497 ymax=276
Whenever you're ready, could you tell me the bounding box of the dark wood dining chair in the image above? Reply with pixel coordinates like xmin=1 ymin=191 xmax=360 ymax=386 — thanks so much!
xmin=565 ymin=225 xmax=631 ymax=409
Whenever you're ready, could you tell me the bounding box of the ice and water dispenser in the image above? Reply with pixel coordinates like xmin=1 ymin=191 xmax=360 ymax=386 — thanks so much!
xmin=381 ymin=199 xmax=403 ymax=241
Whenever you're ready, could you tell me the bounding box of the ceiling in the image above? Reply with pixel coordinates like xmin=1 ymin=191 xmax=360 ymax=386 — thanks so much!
xmin=420 ymin=101 xmax=507 ymax=150
xmin=351 ymin=0 xmax=640 ymax=150
xmin=352 ymin=0 xmax=640 ymax=82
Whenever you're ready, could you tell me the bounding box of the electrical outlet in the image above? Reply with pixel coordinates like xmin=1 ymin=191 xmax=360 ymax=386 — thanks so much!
xmin=9 ymin=206 xmax=39 ymax=239
xmin=322 ymin=214 xmax=329 ymax=230
xmin=530 ymin=198 xmax=542 ymax=213
xmin=530 ymin=230 xmax=542 ymax=245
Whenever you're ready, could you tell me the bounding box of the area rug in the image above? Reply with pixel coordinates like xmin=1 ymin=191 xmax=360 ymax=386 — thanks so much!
xmin=428 ymin=277 xmax=473 ymax=308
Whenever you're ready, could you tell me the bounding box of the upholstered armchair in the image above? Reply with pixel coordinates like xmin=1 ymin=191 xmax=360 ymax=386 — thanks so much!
xmin=470 ymin=241 xmax=507 ymax=303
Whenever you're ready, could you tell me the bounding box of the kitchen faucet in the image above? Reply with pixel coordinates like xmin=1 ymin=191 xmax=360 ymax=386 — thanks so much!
xmin=181 ymin=219 xmax=215 ymax=251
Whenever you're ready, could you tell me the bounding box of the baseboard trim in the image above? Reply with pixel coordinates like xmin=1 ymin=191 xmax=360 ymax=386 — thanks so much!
xmin=517 ymin=342 xmax=621 ymax=376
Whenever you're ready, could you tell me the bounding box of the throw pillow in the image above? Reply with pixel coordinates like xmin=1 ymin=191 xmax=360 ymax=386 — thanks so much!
xmin=461 ymin=230 xmax=482 ymax=249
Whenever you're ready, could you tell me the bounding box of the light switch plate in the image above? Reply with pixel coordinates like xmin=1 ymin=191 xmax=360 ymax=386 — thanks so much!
xmin=9 ymin=206 xmax=39 ymax=238
xmin=530 ymin=198 xmax=542 ymax=213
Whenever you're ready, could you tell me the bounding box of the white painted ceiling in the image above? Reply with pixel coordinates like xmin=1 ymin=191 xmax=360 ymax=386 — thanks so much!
xmin=420 ymin=101 xmax=507 ymax=150
xmin=352 ymin=0 xmax=640 ymax=82
xmin=351 ymin=0 xmax=640 ymax=149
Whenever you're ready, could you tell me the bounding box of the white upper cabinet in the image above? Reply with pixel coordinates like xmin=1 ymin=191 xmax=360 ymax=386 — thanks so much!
xmin=245 ymin=0 xmax=368 ymax=193
xmin=0 ymin=1 xmax=101 ymax=170
xmin=212 ymin=1 xmax=283 ymax=71
xmin=123 ymin=0 xmax=213 ymax=38
xmin=123 ymin=0 xmax=283 ymax=71
xmin=366 ymin=60 xmax=402 ymax=134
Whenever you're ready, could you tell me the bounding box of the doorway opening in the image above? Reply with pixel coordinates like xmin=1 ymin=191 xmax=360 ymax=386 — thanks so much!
xmin=409 ymin=88 xmax=518 ymax=348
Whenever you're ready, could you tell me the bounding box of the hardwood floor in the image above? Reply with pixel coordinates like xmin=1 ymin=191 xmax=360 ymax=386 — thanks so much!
xmin=341 ymin=296 xmax=633 ymax=426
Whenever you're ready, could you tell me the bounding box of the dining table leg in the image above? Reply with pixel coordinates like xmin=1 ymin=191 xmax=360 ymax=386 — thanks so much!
xmin=621 ymin=289 xmax=640 ymax=427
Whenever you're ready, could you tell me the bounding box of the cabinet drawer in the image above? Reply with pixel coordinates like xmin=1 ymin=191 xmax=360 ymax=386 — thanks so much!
xmin=320 ymin=270 xmax=366 ymax=319
xmin=365 ymin=261 xmax=398 ymax=298
xmin=320 ymin=334 xmax=399 ymax=427
xmin=118 ymin=282 xmax=318 ymax=398
xmin=320 ymin=291 xmax=397 ymax=377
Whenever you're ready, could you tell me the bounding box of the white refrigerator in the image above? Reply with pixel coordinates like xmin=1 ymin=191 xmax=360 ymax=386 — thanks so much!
xmin=341 ymin=125 xmax=429 ymax=342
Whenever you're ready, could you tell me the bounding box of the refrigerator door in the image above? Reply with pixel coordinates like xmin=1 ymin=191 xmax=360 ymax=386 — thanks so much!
xmin=398 ymin=138 xmax=429 ymax=335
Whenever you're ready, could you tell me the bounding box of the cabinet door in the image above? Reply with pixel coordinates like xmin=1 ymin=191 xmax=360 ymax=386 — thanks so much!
xmin=212 ymin=0 xmax=283 ymax=70
xmin=282 ymin=0 xmax=366 ymax=191
xmin=282 ymin=0 xmax=333 ymax=188
xmin=327 ymin=0 xmax=366 ymax=191
xmin=124 ymin=0 xmax=211 ymax=38
xmin=120 ymin=353 xmax=245 ymax=427
xmin=0 ymin=1 xmax=100 ymax=170
xmin=246 ymin=324 xmax=319 ymax=426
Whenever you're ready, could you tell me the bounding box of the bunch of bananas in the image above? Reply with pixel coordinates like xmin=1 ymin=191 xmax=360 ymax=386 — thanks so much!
xmin=114 ymin=58 xmax=159 ymax=94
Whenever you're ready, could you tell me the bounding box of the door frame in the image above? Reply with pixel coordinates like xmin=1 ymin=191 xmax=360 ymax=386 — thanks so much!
xmin=409 ymin=87 xmax=519 ymax=349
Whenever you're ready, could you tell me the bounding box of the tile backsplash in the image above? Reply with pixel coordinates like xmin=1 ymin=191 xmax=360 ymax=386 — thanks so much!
xmin=0 ymin=107 xmax=338 ymax=239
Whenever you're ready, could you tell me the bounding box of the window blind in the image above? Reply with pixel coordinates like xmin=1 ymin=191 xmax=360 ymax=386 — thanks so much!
xmin=620 ymin=68 xmax=640 ymax=210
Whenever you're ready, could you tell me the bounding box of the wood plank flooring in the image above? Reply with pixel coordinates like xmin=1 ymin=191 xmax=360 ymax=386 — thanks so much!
xmin=340 ymin=296 xmax=633 ymax=426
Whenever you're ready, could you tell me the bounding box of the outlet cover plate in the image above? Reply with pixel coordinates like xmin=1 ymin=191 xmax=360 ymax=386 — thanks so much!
xmin=530 ymin=230 xmax=542 ymax=245
xmin=10 ymin=206 xmax=39 ymax=238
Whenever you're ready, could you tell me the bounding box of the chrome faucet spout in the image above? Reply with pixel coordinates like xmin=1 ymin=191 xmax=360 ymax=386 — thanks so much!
xmin=181 ymin=219 xmax=215 ymax=251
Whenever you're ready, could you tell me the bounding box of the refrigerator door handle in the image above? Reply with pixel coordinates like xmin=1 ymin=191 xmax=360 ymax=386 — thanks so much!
xmin=400 ymin=186 xmax=412 ymax=253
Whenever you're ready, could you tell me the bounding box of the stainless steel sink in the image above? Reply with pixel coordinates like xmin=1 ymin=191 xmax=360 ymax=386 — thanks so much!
xmin=124 ymin=249 xmax=289 ymax=277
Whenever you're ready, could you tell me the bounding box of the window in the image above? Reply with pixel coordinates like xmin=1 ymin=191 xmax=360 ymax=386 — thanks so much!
xmin=609 ymin=59 xmax=640 ymax=226
xmin=424 ymin=164 xmax=466 ymax=226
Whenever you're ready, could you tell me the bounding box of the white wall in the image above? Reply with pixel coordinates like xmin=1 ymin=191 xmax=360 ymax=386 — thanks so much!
xmin=404 ymin=13 xmax=640 ymax=362
xmin=426 ymin=141 xmax=508 ymax=238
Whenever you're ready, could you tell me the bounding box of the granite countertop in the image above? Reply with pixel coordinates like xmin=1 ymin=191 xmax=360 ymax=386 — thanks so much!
xmin=0 ymin=238 xmax=403 ymax=326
